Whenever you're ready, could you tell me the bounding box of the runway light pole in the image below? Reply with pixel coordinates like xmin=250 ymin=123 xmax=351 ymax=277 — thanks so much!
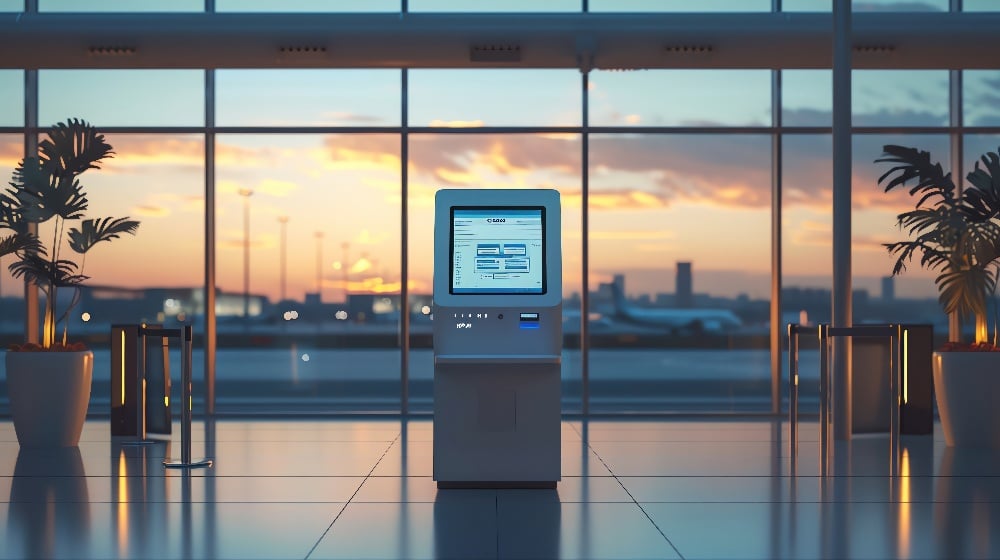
xmin=278 ymin=216 xmax=289 ymax=304
xmin=341 ymin=241 xmax=350 ymax=303
xmin=238 ymin=188 xmax=254 ymax=327
xmin=315 ymin=231 xmax=324 ymax=303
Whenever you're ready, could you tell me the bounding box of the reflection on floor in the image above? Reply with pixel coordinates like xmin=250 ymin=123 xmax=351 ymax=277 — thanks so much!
xmin=1 ymin=418 xmax=999 ymax=559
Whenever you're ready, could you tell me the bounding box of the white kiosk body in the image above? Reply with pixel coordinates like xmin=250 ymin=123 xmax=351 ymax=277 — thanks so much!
xmin=432 ymin=189 xmax=561 ymax=488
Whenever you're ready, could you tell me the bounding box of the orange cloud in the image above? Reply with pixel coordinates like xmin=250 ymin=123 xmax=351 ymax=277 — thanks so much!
xmin=428 ymin=119 xmax=485 ymax=128
xmin=132 ymin=204 xmax=170 ymax=217
xmin=0 ymin=139 xmax=21 ymax=169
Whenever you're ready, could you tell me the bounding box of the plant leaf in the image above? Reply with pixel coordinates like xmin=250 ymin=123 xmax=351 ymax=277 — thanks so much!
xmin=38 ymin=118 xmax=114 ymax=179
xmin=68 ymin=217 xmax=140 ymax=254
xmin=8 ymin=253 xmax=87 ymax=289
xmin=0 ymin=233 xmax=43 ymax=259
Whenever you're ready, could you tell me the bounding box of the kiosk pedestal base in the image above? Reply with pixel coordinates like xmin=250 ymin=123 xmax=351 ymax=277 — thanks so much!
xmin=433 ymin=364 xmax=560 ymax=488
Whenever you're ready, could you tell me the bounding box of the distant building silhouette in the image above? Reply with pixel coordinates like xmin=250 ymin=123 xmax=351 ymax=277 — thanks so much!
xmin=882 ymin=276 xmax=895 ymax=301
xmin=676 ymin=262 xmax=693 ymax=308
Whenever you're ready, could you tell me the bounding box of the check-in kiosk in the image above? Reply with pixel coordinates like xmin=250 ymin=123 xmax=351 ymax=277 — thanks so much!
xmin=433 ymin=189 xmax=561 ymax=488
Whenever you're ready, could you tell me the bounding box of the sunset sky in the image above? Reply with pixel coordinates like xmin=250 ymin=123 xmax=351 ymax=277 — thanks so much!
xmin=2 ymin=33 xmax=999 ymax=305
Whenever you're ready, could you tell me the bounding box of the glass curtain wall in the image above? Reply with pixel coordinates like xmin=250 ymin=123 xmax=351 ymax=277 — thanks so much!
xmin=4 ymin=6 xmax=1000 ymax=416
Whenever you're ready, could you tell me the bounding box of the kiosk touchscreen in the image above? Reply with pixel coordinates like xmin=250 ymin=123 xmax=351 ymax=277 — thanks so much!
xmin=433 ymin=189 xmax=561 ymax=488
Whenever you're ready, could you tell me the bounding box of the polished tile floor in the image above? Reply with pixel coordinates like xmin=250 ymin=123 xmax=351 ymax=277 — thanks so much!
xmin=1 ymin=418 xmax=999 ymax=559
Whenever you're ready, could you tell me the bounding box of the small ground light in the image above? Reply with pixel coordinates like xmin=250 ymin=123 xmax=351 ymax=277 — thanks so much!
xmin=421 ymin=305 xmax=431 ymax=315
xmin=81 ymin=312 xmax=91 ymax=322
xmin=301 ymin=353 xmax=310 ymax=362
xmin=335 ymin=310 xmax=348 ymax=320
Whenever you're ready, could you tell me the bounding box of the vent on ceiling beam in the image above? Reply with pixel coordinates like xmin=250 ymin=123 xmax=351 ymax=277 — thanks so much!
xmin=88 ymin=45 xmax=136 ymax=56
xmin=470 ymin=44 xmax=521 ymax=63
xmin=664 ymin=45 xmax=714 ymax=54
xmin=854 ymin=44 xmax=895 ymax=54
xmin=278 ymin=45 xmax=328 ymax=55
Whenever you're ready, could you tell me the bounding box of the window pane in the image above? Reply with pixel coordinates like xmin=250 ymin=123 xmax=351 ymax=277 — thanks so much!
xmin=0 ymin=134 xmax=20 ymax=412
xmin=782 ymin=0 xmax=828 ymax=10
xmin=0 ymin=134 xmax=20 ymax=304
xmin=966 ymin=135 xmax=1000 ymax=178
xmin=407 ymin=133 xmax=582 ymax=413
xmin=783 ymin=70 xmax=831 ymax=127
xmin=217 ymin=70 xmax=400 ymax=127
xmin=217 ymin=0 xmax=398 ymax=11
xmin=0 ymin=0 xmax=21 ymax=11
xmin=41 ymin=0 xmax=203 ymax=11
xmin=52 ymin=133 xmax=204 ymax=415
xmin=853 ymin=70 xmax=948 ymax=127
xmin=785 ymin=0 xmax=948 ymax=9
xmin=589 ymin=134 xmax=771 ymax=413
xmin=855 ymin=0 xmax=946 ymax=9
xmin=966 ymin=0 xmax=1000 ymax=10
xmin=0 ymin=70 xmax=22 ymax=126
xmin=216 ymin=134 xmax=401 ymax=413
xmin=590 ymin=0 xmax=768 ymax=11
xmin=855 ymin=133 xmax=945 ymax=316
xmin=964 ymin=71 xmax=1000 ymax=127
xmin=409 ymin=70 xmax=580 ymax=127
xmin=590 ymin=70 xmax=771 ymax=127
xmin=40 ymin=70 xmax=203 ymax=127
xmin=410 ymin=0 xmax=578 ymax=11
xmin=780 ymin=133 xmax=829 ymax=413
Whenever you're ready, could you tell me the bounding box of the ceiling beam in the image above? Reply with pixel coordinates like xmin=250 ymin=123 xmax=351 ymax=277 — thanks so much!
xmin=1 ymin=11 xmax=998 ymax=70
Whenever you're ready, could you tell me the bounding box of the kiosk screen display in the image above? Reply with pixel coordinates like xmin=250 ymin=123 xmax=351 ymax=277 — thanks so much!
xmin=451 ymin=207 xmax=545 ymax=294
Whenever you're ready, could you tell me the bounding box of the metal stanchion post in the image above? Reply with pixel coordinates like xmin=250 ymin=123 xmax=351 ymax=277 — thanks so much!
xmin=818 ymin=323 xmax=830 ymax=477
xmin=889 ymin=325 xmax=901 ymax=479
xmin=119 ymin=324 xmax=158 ymax=447
xmin=164 ymin=325 xmax=212 ymax=469
xmin=788 ymin=324 xmax=799 ymax=461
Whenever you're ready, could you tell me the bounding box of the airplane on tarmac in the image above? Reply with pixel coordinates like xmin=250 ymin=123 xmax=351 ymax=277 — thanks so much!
xmin=607 ymin=282 xmax=743 ymax=334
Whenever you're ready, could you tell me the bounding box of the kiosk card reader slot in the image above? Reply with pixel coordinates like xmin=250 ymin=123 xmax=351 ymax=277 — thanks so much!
xmin=433 ymin=189 xmax=562 ymax=488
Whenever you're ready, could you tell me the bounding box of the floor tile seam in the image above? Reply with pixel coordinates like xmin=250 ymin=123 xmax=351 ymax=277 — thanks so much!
xmin=575 ymin=425 xmax=687 ymax=560
xmin=303 ymin=433 xmax=401 ymax=560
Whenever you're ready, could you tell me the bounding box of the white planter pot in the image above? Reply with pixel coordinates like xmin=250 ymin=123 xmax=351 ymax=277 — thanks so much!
xmin=932 ymin=351 xmax=1000 ymax=448
xmin=5 ymin=350 xmax=93 ymax=447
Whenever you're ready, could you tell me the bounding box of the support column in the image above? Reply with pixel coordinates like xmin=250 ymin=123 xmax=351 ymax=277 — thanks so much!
xmin=204 ymin=68 xmax=217 ymax=415
xmin=832 ymin=1 xmax=853 ymax=440
xmin=401 ymin=68 xmax=410 ymax=415
xmin=948 ymin=0 xmax=963 ymax=341
xmin=23 ymin=68 xmax=39 ymax=344
xmin=770 ymin=67 xmax=782 ymax=416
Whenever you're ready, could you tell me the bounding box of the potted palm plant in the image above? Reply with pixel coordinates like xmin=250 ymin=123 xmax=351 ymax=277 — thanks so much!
xmin=878 ymin=144 xmax=1000 ymax=448
xmin=1 ymin=119 xmax=139 ymax=447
